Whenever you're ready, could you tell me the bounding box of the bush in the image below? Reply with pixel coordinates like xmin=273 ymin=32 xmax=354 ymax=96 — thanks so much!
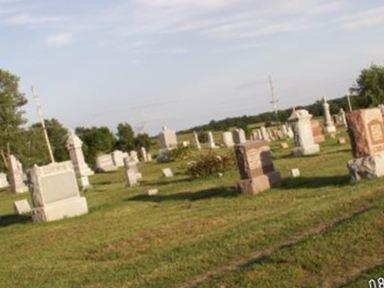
xmin=198 ymin=131 xmax=208 ymax=143
xmin=186 ymin=152 xmax=233 ymax=178
xmin=157 ymin=146 xmax=193 ymax=163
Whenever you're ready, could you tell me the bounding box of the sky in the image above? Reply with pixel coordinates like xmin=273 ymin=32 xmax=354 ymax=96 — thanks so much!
xmin=1 ymin=0 xmax=384 ymax=135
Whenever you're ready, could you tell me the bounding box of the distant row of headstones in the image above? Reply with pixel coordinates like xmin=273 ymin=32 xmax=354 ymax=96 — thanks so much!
xmin=2 ymin=97 xmax=383 ymax=223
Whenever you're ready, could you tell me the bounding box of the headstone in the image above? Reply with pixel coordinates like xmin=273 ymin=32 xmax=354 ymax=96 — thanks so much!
xmin=232 ymin=128 xmax=247 ymax=144
xmin=123 ymin=157 xmax=142 ymax=186
xmin=311 ymin=120 xmax=325 ymax=144
xmin=66 ymin=131 xmax=93 ymax=190
xmin=140 ymin=147 xmax=148 ymax=162
xmin=260 ymin=127 xmax=270 ymax=142
xmin=14 ymin=199 xmax=32 ymax=215
xmin=8 ymin=155 xmax=28 ymax=194
xmin=0 ymin=173 xmax=9 ymax=189
xmin=222 ymin=131 xmax=235 ymax=148
xmin=29 ymin=161 xmax=88 ymax=222
xmin=346 ymin=108 xmax=384 ymax=181
xmin=338 ymin=137 xmax=346 ymax=144
xmin=111 ymin=150 xmax=125 ymax=167
xmin=339 ymin=108 xmax=348 ymax=127
xmin=207 ymin=132 xmax=217 ymax=149
xmin=162 ymin=168 xmax=174 ymax=178
xmin=193 ymin=131 xmax=202 ymax=150
xmin=322 ymin=97 xmax=336 ymax=133
xmin=66 ymin=131 xmax=94 ymax=177
xmin=147 ymin=153 xmax=152 ymax=162
xmin=130 ymin=151 xmax=139 ymax=163
xmin=235 ymin=142 xmax=281 ymax=195
xmin=286 ymin=125 xmax=294 ymax=139
xmin=288 ymin=109 xmax=320 ymax=156
xmin=158 ymin=126 xmax=178 ymax=150
xmin=281 ymin=142 xmax=289 ymax=149
xmin=291 ymin=168 xmax=301 ymax=178
xmin=95 ymin=154 xmax=117 ymax=172
xmin=182 ymin=141 xmax=190 ymax=147
xmin=147 ymin=189 xmax=158 ymax=196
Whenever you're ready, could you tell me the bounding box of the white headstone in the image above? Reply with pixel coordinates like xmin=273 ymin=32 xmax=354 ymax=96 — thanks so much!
xmin=158 ymin=126 xmax=178 ymax=150
xmin=288 ymin=109 xmax=320 ymax=156
xmin=8 ymin=155 xmax=28 ymax=194
xmin=14 ymin=199 xmax=32 ymax=215
xmin=232 ymin=128 xmax=247 ymax=144
xmin=322 ymin=97 xmax=336 ymax=133
xmin=207 ymin=132 xmax=217 ymax=149
xmin=291 ymin=168 xmax=301 ymax=178
xmin=140 ymin=147 xmax=148 ymax=162
xmin=66 ymin=131 xmax=94 ymax=178
xmin=339 ymin=108 xmax=347 ymax=127
xmin=260 ymin=127 xmax=270 ymax=142
xmin=130 ymin=151 xmax=139 ymax=163
xmin=95 ymin=154 xmax=117 ymax=172
xmin=222 ymin=131 xmax=235 ymax=147
xmin=162 ymin=168 xmax=174 ymax=178
xmin=111 ymin=150 xmax=125 ymax=167
xmin=147 ymin=189 xmax=158 ymax=196
xmin=29 ymin=161 xmax=88 ymax=222
xmin=0 ymin=173 xmax=9 ymax=189
xmin=193 ymin=131 xmax=202 ymax=150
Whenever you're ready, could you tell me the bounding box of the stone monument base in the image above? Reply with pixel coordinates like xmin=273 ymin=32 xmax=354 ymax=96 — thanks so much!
xmin=237 ymin=171 xmax=281 ymax=195
xmin=324 ymin=126 xmax=336 ymax=133
xmin=347 ymin=152 xmax=384 ymax=182
xmin=293 ymin=144 xmax=320 ymax=156
xmin=32 ymin=197 xmax=88 ymax=222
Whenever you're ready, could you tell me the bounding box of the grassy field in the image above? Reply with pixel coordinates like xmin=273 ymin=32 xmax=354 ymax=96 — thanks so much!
xmin=1 ymin=129 xmax=384 ymax=287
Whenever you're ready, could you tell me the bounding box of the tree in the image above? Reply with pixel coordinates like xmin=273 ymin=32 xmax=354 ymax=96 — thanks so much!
xmin=116 ymin=122 xmax=135 ymax=151
xmin=76 ymin=126 xmax=116 ymax=165
xmin=31 ymin=119 xmax=69 ymax=162
xmin=134 ymin=133 xmax=151 ymax=151
xmin=0 ymin=69 xmax=27 ymax=168
xmin=351 ymin=65 xmax=384 ymax=108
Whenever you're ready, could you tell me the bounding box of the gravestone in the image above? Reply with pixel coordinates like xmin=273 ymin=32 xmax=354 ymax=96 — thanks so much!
xmin=182 ymin=141 xmax=190 ymax=147
xmin=158 ymin=126 xmax=178 ymax=150
xmin=281 ymin=142 xmax=289 ymax=149
xmin=232 ymin=128 xmax=247 ymax=144
xmin=162 ymin=168 xmax=174 ymax=178
xmin=222 ymin=131 xmax=235 ymax=148
xmin=286 ymin=125 xmax=294 ymax=139
xmin=322 ymin=97 xmax=336 ymax=133
xmin=235 ymin=142 xmax=281 ymax=195
xmin=130 ymin=151 xmax=139 ymax=163
xmin=338 ymin=137 xmax=346 ymax=144
xmin=0 ymin=173 xmax=9 ymax=189
xmin=311 ymin=120 xmax=325 ymax=144
xmin=346 ymin=108 xmax=384 ymax=181
xmin=147 ymin=189 xmax=158 ymax=196
xmin=14 ymin=199 xmax=32 ymax=215
xmin=339 ymin=108 xmax=348 ymax=127
xmin=29 ymin=161 xmax=88 ymax=222
xmin=193 ymin=131 xmax=202 ymax=150
xmin=95 ymin=154 xmax=117 ymax=172
xmin=207 ymin=132 xmax=217 ymax=149
xmin=66 ymin=131 xmax=93 ymax=190
xmin=288 ymin=109 xmax=320 ymax=156
xmin=140 ymin=147 xmax=148 ymax=162
xmin=111 ymin=150 xmax=125 ymax=167
xmin=124 ymin=157 xmax=142 ymax=185
xmin=147 ymin=153 xmax=153 ymax=162
xmin=8 ymin=155 xmax=28 ymax=194
xmin=291 ymin=168 xmax=301 ymax=178
xmin=260 ymin=127 xmax=270 ymax=142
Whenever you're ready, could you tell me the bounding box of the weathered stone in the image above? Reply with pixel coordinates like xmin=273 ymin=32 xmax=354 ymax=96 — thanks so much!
xmin=147 ymin=189 xmax=159 ymax=196
xmin=311 ymin=120 xmax=325 ymax=144
xmin=95 ymin=154 xmax=117 ymax=172
xmin=288 ymin=109 xmax=320 ymax=156
xmin=347 ymin=151 xmax=384 ymax=182
xmin=66 ymin=131 xmax=94 ymax=178
xmin=111 ymin=150 xmax=125 ymax=167
xmin=162 ymin=168 xmax=174 ymax=178
xmin=0 ymin=173 xmax=9 ymax=189
xmin=260 ymin=127 xmax=270 ymax=142
xmin=232 ymin=128 xmax=246 ymax=144
xmin=281 ymin=142 xmax=289 ymax=149
xmin=222 ymin=131 xmax=235 ymax=148
xmin=158 ymin=126 xmax=178 ymax=150
xmin=322 ymin=96 xmax=336 ymax=133
xmin=140 ymin=147 xmax=148 ymax=162
xmin=14 ymin=199 xmax=32 ymax=215
xmin=193 ymin=131 xmax=201 ymax=150
xmin=346 ymin=108 xmax=384 ymax=158
xmin=8 ymin=155 xmax=28 ymax=194
xmin=207 ymin=132 xmax=217 ymax=149
xmin=291 ymin=168 xmax=300 ymax=178
xmin=235 ymin=142 xmax=281 ymax=194
xmin=338 ymin=137 xmax=346 ymax=144
xmin=29 ymin=161 xmax=88 ymax=222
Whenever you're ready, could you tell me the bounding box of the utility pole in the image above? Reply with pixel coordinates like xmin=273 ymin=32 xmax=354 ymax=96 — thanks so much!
xmin=31 ymin=85 xmax=55 ymax=163
xmin=269 ymin=75 xmax=279 ymax=119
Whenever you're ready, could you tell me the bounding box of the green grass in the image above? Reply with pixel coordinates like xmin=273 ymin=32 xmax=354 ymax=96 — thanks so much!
xmin=1 ymin=129 xmax=384 ymax=287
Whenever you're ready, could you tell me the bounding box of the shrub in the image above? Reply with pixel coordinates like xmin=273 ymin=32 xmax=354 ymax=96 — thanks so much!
xmin=198 ymin=131 xmax=208 ymax=143
xmin=157 ymin=146 xmax=193 ymax=163
xmin=186 ymin=152 xmax=233 ymax=178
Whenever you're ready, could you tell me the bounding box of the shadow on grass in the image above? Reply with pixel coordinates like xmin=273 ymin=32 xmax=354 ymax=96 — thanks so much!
xmin=281 ymin=175 xmax=350 ymax=190
xmin=0 ymin=214 xmax=31 ymax=228
xmin=143 ymin=177 xmax=194 ymax=187
xmin=127 ymin=186 xmax=239 ymax=203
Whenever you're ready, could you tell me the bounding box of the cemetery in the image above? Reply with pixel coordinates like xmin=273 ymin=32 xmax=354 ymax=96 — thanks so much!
xmin=1 ymin=1 xmax=384 ymax=286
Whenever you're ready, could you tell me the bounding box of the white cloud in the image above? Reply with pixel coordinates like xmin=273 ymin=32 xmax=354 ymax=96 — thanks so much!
xmin=340 ymin=6 xmax=384 ymax=29
xmin=5 ymin=13 xmax=60 ymax=27
xmin=45 ymin=33 xmax=73 ymax=47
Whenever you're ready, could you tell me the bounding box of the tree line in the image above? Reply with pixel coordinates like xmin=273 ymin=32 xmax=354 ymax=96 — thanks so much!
xmin=180 ymin=65 xmax=384 ymax=134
